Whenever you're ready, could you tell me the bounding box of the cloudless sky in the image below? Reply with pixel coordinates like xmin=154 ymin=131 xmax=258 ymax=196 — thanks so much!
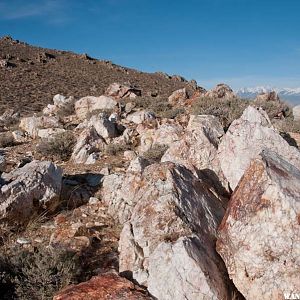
xmin=0 ymin=0 xmax=300 ymax=89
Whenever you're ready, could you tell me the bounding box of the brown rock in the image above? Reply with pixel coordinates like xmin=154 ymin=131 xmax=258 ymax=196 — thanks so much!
xmin=205 ymin=83 xmax=236 ymax=100
xmin=105 ymin=83 xmax=141 ymax=99
xmin=255 ymin=91 xmax=279 ymax=102
xmin=53 ymin=272 xmax=153 ymax=300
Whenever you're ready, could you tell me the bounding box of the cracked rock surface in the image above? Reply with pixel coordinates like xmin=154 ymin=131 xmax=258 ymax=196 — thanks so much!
xmin=217 ymin=150 xmax=300 ymax=300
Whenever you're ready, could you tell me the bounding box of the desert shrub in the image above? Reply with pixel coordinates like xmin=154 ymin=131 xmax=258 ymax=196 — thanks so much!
xmin=105 ymin=143 xmax=133 ymax=156
xmin=275 ymin=117 xmax=300 ymax=134
xmin=0 ymin=246 xmax=80 ymax=300
xmin=190 ymin=97 xmax=250 ymax=129
xmin=254 ymin=99 xmax=291 ymax=119
xmin=36 ymin=131 xmax=75 ymax=161
xmin=142 ymin=144 xmax=168 ymax=162
xmin=133 ymin=96 xmax=186 ymax=119
xmin=56 ymin=105 xmax=75 ymax=121
xmin=132 ymin=96 xmax=153 ymax=110
xmin=0 ymin=133 xmax=17 ymax=148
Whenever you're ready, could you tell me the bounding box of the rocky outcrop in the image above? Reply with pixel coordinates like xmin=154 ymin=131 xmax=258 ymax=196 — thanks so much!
xmin=0 ymin=160 xmax=62 ymax=223
xmin=138 ymin=123 xmax=183 ymax=153
xmin=101 ymin=157 xmax=150 ymax=223
xmin=126 ymin=111 xmax=156 ymax=124
xmin=205 ymin=84 xmax=236 ymax=100
xmin=71 ymin=127 xmax=106 ymax=164
xmin=77 ymin=113 xmax=117 ymax=139
xmin=217 ymin=150 xmax=300 ymax=300
xmin=162 ymin=115 xmax=228 ymax=191
xmin=53 ymin=272 xmax=153 ymax=300
xmin=75 ymin=95 xmax=117 ymax=120
xmin=168 ymin=88 xmax=188 ymax=105
xmin=105 ymin=83 xmax=141 ymax=99
xmin=43 ymin=94 xmax=75 ymax=116
xmin=218 ymin=106 xmax=300 ymax=190
xmin=119 ymin=162 xmax=230 ymax=299
xmin=255 ymin=91 xmax=279 ymax=102
xmin=19 ymin=115 xmax=61 ymax=138
xmin=293 ymin=104 xmax=300 ymax=122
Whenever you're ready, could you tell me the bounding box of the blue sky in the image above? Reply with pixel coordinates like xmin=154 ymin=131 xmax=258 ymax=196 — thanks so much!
xmin=0 ymin=0 xmax=300 ymax=89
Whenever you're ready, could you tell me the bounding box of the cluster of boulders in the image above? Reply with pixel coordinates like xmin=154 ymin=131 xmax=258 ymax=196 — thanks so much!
xmin=0 ymin=82 xmax=300 ymax=299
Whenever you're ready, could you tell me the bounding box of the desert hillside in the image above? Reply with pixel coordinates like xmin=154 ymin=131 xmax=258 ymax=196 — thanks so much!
xmin=0 ymin=36 xmax=195 ymax=115
xmin=0 ymin=39 xmax=300 ymax=300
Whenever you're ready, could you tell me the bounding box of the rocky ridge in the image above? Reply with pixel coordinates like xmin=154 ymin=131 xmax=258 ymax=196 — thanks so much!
xmin=0 ymin=41 xmax=300 ymax=300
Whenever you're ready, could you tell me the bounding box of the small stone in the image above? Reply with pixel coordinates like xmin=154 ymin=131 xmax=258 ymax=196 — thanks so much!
xmin=89 ymin=197 xmax=99 ymax=205
xmin=16 ymin=237 xmax=30 ymax=245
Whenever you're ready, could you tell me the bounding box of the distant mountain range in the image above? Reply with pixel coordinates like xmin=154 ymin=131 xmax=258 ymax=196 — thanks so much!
xmin=236 ymin=87 xmax=300 ymax=105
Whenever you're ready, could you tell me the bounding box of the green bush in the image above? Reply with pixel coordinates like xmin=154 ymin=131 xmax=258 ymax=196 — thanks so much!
xmin=36 ymin=131 xmax=75 ymax=161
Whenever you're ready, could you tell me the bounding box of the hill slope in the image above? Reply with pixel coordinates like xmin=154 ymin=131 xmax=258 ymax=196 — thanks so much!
xmin=0 ymin=36 xmax=195 ymax=115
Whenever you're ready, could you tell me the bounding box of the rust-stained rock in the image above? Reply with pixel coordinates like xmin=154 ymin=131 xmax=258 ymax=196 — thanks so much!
xmin=53 ymin=272 xmax=152 ymax=300
xmin=168 ymin=88 xmax=188 ymax=105
xmin=162 ymin=114 xmax=228 ymax=192
xmin=218 ymin=106 xmax=300 ymax=190
xmin=119 ymin=162 xmax=230 ymax=299
xmin=217 ymin=150 xmax=300 ymax=300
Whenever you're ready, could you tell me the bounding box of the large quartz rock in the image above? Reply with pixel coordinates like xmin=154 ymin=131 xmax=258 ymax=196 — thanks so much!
xmin=43 ymin=94 xmax=75 ymax=116
xmin=0 ymin=160 xmax=62 ymax=223
xmin=218 ymin=106 xmax=300 ymax=190
xmin=19 ymin=115 xmax=61 ymax=138
xmin=101 ymin=157 xmax=150 ymax=223
xmin=75 ymin=95 xmax=117 ymax=120
xmin=139 ymin=123 xmax=183 ymax=153
xmin=217 ymin=150 xmax=300 ymax=300
xmin=162 ymin=115 xmax=228 ymax=192
xmin=77 ymin=114 xmax=117 ymax=139
xmin=126 ymin=111 xmax=156 ymax=124
xmin=71 ymin=127 xmax=106 ymax=164
xmin=119 ymin=162 xmax=230 ymax=299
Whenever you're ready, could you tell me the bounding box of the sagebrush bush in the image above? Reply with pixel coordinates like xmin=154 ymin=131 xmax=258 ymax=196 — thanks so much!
xmin=0 ymin=246 xmax=80 ymax=300
xmin=0 ymin=133 xmax=17 ymax=148
xmin=36 ymin=131 xmax=75 ymax=161
xmin=142 ymin=144 xmax=168 ymax=162
xmin=254 ymin=98 xmax=291 ymax=119
xmin=133 ymin=96 xmax=185 ymax=119
xmin=190 ymin=97 xmax=250 ymax=129
xmin=105 ymin=143 xmax=133 ymax=156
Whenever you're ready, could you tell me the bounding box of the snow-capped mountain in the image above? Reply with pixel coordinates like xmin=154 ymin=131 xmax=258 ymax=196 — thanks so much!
xmin=236 ymin=87 xmax=300 ymax=105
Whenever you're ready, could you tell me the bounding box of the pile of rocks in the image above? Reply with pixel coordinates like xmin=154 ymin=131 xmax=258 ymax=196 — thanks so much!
xmin=0 ymin=83 xmax=299 ymax=300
